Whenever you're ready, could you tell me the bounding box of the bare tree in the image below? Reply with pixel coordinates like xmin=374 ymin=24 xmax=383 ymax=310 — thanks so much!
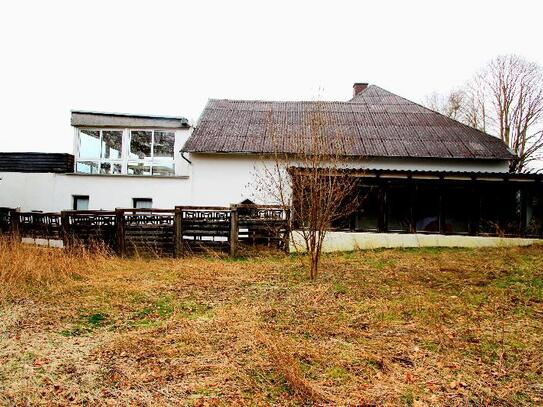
xmin=253 ymin=102 xmax=360 ymax=279
xmin=423 ymin=55 xmax=543 ymax=172
xmin=423 ymin=90 xmax=465 ymax=121
xmin=478 ymin=55 xmax=543 ymax=172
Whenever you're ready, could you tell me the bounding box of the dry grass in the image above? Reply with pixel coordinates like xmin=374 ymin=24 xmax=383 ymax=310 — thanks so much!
xmin=0 ymin=238 xmax=542 ymax=405
xmin=0 ymin=237 xmax=110 ymax=301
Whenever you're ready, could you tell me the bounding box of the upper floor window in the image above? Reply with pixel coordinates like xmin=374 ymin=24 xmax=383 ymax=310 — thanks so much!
xmin=76 ymin=128 xmax=176 ymax=177
xmin=128 ymin=130 xmax=175 ymax=176
xmin=79 ymin=129 xmax=123 ymax=160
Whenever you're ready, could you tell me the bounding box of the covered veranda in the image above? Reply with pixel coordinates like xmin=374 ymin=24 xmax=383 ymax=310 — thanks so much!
xmin=331 ymin=169 xmax=543 ymax=239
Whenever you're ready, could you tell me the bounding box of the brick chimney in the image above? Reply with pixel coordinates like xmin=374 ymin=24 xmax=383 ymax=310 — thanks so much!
xmin=353 ymin=83 xmax=368 ymax=97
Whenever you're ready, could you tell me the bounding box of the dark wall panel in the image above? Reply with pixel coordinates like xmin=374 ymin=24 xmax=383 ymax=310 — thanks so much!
xmin=0 ymin=153 xmax=74 ymax=173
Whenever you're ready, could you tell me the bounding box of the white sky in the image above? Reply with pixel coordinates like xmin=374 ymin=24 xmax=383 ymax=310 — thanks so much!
xmin=1 ymin=0 xmax=542 ymax=154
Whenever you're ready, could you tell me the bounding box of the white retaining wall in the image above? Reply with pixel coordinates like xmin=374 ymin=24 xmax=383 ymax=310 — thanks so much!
xmin=290 ymin=231 xmax=542 ymax=252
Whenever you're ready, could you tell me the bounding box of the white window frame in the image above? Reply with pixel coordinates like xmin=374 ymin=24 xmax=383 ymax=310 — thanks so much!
xmin=128 ymin=129 xmax=175 ymax=176
xmin=74 ymin=128 xmax=176 ymax=177
xmin=75 ymin=128 xmax=125 ymax=175
xmin=73 ymin=195 xmax=90 ymax=210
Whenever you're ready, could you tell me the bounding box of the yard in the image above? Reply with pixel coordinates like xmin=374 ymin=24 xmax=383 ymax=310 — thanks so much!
xmin=0 ymin=239 xmax=542 ymax=405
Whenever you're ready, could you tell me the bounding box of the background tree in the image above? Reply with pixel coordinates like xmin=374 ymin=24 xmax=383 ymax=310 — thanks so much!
xmin=253 ymin=102 xmax=359 ymax=279
xmin=423 ymin=54 xmax=543 ymax=172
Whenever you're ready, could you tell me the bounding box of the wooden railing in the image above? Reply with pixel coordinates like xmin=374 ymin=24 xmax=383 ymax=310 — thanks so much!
xmin=0 ymin=205 xmax=291 ymax=257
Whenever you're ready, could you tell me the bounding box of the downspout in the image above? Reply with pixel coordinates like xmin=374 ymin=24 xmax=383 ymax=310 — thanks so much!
xmin=180 ymin=151 xmax=192 ymax=165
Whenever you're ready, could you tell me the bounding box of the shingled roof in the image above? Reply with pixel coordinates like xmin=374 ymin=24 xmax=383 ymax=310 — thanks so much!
xmin=182 ymin=85 xmax=514 ymax=160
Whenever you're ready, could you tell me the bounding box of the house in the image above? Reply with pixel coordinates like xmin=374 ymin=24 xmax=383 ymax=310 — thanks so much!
xmin=1 ymin=83 xmax=542 ymax=250
xmin=0 ymin=111 xmax=192 ymax=211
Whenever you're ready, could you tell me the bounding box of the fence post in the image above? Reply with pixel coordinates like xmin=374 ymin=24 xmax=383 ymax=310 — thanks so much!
xmin=284 ymin=207 xmax=291 ymax=254
xmin=115 ymin=209 xmax=126 ymax=257
xmin=9 ymin=209 xmax=21 ymax=241
xmin=230 ymin=204 xmax=239 ymax=257
xmin=60 ymin=211 xmax=70 ymax=248
xmin=174 ymin=206 xmax=184 ymax=258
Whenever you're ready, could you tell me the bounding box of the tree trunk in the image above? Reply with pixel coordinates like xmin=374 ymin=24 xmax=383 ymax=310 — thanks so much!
xmin=310 ymin=254 xmax=319 ymax=280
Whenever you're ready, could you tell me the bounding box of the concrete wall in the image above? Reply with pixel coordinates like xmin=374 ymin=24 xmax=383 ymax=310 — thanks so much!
xmin=291 ymin=231 xmax=542 ymax=252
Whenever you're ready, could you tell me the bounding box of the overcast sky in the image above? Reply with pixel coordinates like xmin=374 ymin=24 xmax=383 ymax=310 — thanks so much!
xmin=1 ymin=0 xmax=542 ymax=153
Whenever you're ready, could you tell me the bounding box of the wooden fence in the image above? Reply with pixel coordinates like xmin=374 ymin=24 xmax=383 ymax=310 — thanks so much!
xmin=0 ymin=205 xmax=290 ymax=257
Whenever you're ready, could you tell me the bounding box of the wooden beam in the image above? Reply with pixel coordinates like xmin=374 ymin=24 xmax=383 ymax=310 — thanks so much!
xmin=60 ymin=211 xmax=70 ymax=248
xmin=174 ymin=206 xmax=184 ymax=258
xmin=229 ymin=205 xmax=239 ymax=257
xmin=115 ymin=209 xmax=126 ymax=257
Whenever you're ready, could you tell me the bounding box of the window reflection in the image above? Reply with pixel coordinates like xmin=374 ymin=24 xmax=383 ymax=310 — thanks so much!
xmin=130 ymin=131 xmax=152 ymax=159
xmin=152 ymin=162 xmax=175 ymax=176
xmin=355 ymin=186 xmax=379 ymax=231
xmin=79 ymin=130 xmax=100 ymax=159
xmin=526 ymin=191 xmax=543 ymax=236
xmin=128 ymin=163 xmax=151 ymax=176
xmin=443 ymin=186 xmax=470 ymax=234
xmin=76 ymin=128 xmax=176 ymax=176
xmin=414 ymin=186 xmax=439 ymax=232
xmin=387 ymin=186 xmax=411 ymax=232
xmin=76 ymin=161 xmax=100 ymax=174
xmin=102 ymin=131 xmax=123 ymax=159
xmin=100 ymin=162 xmax=122 ymax=175
xmin=153 ymin=131 xmax=175 ymax=158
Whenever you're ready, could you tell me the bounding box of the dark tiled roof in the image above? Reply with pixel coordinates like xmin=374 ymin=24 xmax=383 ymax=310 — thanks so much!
xmin=183 ymin=85 xmax=514 ymax=160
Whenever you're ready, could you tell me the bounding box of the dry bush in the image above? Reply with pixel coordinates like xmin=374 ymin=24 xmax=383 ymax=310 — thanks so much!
xmin=0 ymin=236 xmax=110 ymax=301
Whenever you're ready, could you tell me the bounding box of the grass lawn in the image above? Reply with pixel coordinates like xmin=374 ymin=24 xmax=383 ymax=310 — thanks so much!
xmin=1 ymin=239 xmax=542 ymax=405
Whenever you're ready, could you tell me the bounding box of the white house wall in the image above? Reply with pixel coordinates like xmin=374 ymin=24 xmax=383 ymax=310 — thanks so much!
xmin=187 ymin=153 xmax=511 ymax=206
xmin=0 ymin=172 xmax=192 ymax=212
xmin=0 ymin=152 xmax=511 ymax=211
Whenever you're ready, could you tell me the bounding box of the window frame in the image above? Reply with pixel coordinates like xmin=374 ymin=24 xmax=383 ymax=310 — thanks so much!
xmin=128 ymin=129 xmax=175 ymax=176
xmin=72 ymin=195 xmax=90 ymax=210
xmin=75 ymin=128 xmax=177 ymax=177
xmin=76 ymin=128 xmax=125 ymax=175
xmin=132 ymin=198 xmax=153 ymax=209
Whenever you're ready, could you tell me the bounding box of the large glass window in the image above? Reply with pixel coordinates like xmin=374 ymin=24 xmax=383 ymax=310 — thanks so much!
xmin=76 ymin=128 xmax=176 ymax=176
xmin=479 ymin=186 xmax=521 ymax=235
xmin=79 ymin=130 xmax=101 ymax=159
xmin=153 ymin=131 xmax=175 ymax=158
xmin=130 ymin=131 xmax=152 ymax=159
xmin=78 ymin=129 xmax=123 ymax=174
xmin=386 ymin=186 xmax=412 ymax=232
xmin=76 ymin=161 xmax=100 ymax=174
xmin=101 ymin=131 xmax=123 ymax=159
xmin=355 ymin=186 xmax=379 ymax=231
xmin=414 ymin=186 xmax=440 ymax=233
xmin=128 ymin=130 xmax=175 ymax=176
xmin=443 ymin=186 xmax=471 ymax=234
xmin=526 ymin=190 xmax=543 ymax=236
